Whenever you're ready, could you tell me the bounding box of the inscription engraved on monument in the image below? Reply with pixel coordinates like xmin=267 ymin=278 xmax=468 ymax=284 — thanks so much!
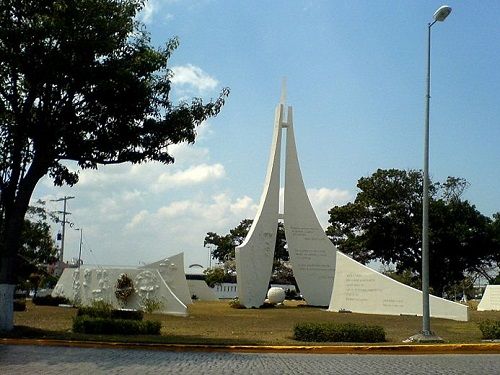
xmin=344 ymin=272 xmax=379 ymax=303
xmin=382 ymin=298 xmax=405 ymax=308
xmin=288 ymin=226 xmax=335 ymax=285
xmin=490 ymin=288 xmax=500 ymax=303
xmin=290 ymin=226 xmax=325 ymax=241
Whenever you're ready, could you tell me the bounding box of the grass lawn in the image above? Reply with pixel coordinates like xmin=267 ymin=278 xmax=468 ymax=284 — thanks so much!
xmin=6 ymin=299 xmax=500 ymax=346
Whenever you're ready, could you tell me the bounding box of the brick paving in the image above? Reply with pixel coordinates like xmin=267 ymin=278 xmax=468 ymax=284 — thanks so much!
xmin=1 ymin=344 xmax=500 ymax=374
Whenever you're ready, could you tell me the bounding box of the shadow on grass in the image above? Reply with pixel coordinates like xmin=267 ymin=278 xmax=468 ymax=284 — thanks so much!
xmin=1 ymin=325 xmax=264 ymax=346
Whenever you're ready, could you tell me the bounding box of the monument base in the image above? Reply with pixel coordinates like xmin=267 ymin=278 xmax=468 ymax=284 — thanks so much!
xmin=403 ymin=332 xmax=444 ymax=343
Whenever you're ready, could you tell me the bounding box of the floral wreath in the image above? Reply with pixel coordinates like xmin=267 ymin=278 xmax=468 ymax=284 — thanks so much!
xmin=115 ymin=273 xmax=134 ymax=303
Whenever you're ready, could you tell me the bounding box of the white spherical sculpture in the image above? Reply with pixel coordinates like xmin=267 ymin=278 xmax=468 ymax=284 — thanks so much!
xmin=267 ymin=287 xmax=286 ymax=304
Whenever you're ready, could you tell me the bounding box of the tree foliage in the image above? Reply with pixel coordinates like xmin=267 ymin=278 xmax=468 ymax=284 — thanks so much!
xmin=204 ymin=220 xmax=294 ymax=285
xmin=327 ymin=169 xmax=498 ymax=296
xmin=0 ymin=0 xmax=228 ymax=330
xmin=0 ymin=0 xmax=228 ymax=286
xmin=203 ymin=266 xmax=235 ymax=288
xmin=204 ymin=219 xmax=288 ymax=264
xmin=18 ymin=203 xmax=58 ymax=281
xmin=204 ymin=219 xmax=253 ymax=263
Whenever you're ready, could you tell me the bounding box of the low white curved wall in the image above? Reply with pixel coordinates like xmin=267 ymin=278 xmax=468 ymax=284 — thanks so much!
xmin=328 ymin=252 xmax=468 ymax=321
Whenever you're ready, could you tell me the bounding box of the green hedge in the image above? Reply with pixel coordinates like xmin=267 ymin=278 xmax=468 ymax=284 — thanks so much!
xmin=77 ymin=306 xmax=144 ymax=321
xmin=294 ymin=322 xmax=386 ymax=343
xmin=13 ymin=300 xmax=26 ymax=311
xmin=32 ymin=295 xmax=69 ymax=306
xmin=73 ymin=316 xmax=161 ymax=335
xmin=479 ymin=320 xmax=500 ymax=340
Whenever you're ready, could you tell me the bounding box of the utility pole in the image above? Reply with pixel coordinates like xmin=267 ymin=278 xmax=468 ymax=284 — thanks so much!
xmin=51 ymin=196 xmax=75 ymax=263
xmin=76 ymin=228 xmax=83 ymax=268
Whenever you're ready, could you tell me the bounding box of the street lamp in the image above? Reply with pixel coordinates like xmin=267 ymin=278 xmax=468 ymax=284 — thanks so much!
xmin=420 ymin=5 xmax=452 ymax=341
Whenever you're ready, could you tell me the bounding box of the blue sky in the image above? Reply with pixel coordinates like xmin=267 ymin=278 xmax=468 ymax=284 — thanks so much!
xmin=34 ymin=1 xmax=500 ymax=271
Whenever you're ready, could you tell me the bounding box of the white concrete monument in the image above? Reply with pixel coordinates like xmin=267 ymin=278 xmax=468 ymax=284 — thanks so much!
xmin=236 ymin=84 xmax=468 ymax=321
xmin=140 ymin=252 xmax=192 ymax=306
xmin=328 ymin=252 xmax=468 ymax=321
xmin=52 ymin=252 xmax=191 ymax=316
xmin=186 ymin=279 xmax=219 ymax=301
xmin=477 ymin=285 xmax=500 ymax=311
xmin=236 ymin=83 xmax=336 ymax=307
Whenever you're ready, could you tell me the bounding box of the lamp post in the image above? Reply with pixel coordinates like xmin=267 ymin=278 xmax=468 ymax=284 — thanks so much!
xmin=421 ymin=5 xmax=452 ymax=340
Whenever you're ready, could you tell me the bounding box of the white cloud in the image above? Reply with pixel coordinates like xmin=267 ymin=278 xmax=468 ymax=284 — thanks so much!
xmin=127 ymin=209 xmax=150 ymax=228
xmin=151 ymin=163 xmax=225 ymax=192
xmin=126 ymin=192 xmax=258 ymax=230
xmin=66 ymin=156 xmax=221 ymax=194
xmin=230 ymin=196 xmax=255 ymax=216
xmin=171 ymin=64 xmax=219 ymax=95
xmin=307 ymin=187 xmax=352 ymax=208
xmin=306 ymin=187 xmax=352 ymax=228
xmin=278 ymin=187 xmax=352 ymax=228
xmin=137 ymin=1 xmax=177 ymax=25
xmin=139 ymin=0 xmax=157 ymax=24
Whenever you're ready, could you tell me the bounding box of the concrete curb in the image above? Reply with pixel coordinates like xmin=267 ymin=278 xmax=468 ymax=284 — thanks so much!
xmin=2 ymin=338 xmax=500 ymax=355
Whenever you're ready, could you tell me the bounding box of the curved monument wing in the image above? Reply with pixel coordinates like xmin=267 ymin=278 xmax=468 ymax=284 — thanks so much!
xmin=283 ymin=106 xmax=337 ymax=306
xmin=329 ymin=252 xmax=468 ymax=321
xmin=235 ymin=104 xmax=284 ymax=307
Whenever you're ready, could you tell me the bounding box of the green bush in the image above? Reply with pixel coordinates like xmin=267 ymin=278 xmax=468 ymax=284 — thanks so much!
xmin=77 ymin=300 xmax=113 ymax=318
xmin=32 ymin=295 xmax=69 ymax=306
xmin=141 ymin=298 xmax=164 ymax=314
xmin=479 ymin=320 xmax=500 ymax=339
xmin=13 ymin=300 xmax=26 ymax=311
xmin=294 ymin=322 xmax=386 ymax=343
xmin=77 ymin=301 xmax=143 ymax=321
xmin=73 ymin=316 xmax=161 ymax=335
xmin=111 ymin=309 xmax=144 ymax=321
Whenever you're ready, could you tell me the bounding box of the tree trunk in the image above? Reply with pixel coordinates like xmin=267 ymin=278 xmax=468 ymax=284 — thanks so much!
xmin=0 ymin=248 xmax=22 ymax=331
xmin=0 ymin=158 xmax=48 ymax=331
xmin=0 ymin=283 xmax=15 ymax=331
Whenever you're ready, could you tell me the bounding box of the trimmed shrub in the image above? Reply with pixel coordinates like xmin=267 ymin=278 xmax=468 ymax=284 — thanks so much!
xmin=479 ymin=320 xmax=500 ymax=340
xmin=294 ymin=322 xmax=386 ymax=343
xmin=77 ymin=300 xmax=113 ymax=319
xmin=111 ymin=309 xmax=144 ymax=321
xmin=13 ymin=300 xmax=26 ymax=311
xmin=73 ymin=316 xmax=161 ymax=335
xmin=32 ymin=295 xmax=69 ymax=306
xmin=77 ymin=302 xmax=143 ymax=321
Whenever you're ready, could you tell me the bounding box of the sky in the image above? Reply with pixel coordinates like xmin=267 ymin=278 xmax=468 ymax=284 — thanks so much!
xmin=33 ymin=1 xmax=500 ymax=272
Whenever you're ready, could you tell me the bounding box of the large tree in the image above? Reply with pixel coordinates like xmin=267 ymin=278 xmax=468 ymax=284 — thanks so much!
xmin=19 ymin=204 xmax=58 ymax=279
xmin=327 ymin=169 xmax=497 ymax=296
xmin=0 ymin=0 xmax=228 ymax=330
xmin=204 ymin=220 xmax=294 ymax=285
xmin=204 ymin=219 xmax=288 ymax=264
xmin=17 ymin=202 xmax=59 ymax=296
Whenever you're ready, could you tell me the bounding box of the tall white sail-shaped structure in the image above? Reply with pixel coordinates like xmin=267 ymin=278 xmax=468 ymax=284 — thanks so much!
xmin=236 ymin=87 xmax=337 ymax=307
xmin=235 ymin=103 xmax=283 ymax=307
xmin=283 ymin=107 xmax=337 ymax=306
xmin=235 ymin=86 xmax=468 ymax=321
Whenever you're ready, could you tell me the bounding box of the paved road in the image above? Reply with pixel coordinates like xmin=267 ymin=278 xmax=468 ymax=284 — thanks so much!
xmin=1 ymin=344 xmax=500 ymax=374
